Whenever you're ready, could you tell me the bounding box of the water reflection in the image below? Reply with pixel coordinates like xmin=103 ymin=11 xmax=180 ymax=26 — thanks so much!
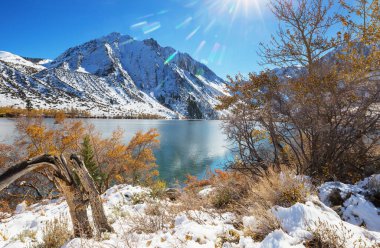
xmin=0 ymin=119 xmax=232 ymax=183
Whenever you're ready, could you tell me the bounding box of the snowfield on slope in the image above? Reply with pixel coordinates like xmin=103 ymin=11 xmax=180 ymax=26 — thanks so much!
xmin=0 ymin=176 xmax=379 ymax=248
xmin=0 ymin=51 xmax=45 ymax=71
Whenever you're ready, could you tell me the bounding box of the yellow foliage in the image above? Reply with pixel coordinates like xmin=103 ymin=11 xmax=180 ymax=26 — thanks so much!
xmin=13 ymin=117 xmax=161 ymax=192
xmin=0 ymin=106 xmax=89 ymax=118
xmin=16 ymin=118 xmax=85 ymax=157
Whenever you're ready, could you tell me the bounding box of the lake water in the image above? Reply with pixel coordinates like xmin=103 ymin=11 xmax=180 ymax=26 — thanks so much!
xmin=0 ymin=119 xmax=232 ymax=183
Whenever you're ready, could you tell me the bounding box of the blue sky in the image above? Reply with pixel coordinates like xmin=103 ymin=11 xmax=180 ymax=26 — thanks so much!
xmin=0 ymin=0 xmax=278 ymax=78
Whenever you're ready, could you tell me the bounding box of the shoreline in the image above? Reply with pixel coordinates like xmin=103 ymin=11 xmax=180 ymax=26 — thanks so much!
xmin=0 ymin=116 xmax=221 ymax=121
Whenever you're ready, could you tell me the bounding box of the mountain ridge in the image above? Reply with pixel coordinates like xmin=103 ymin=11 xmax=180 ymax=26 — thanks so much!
xmin=0 ymin=33 xmax=228 ymax=119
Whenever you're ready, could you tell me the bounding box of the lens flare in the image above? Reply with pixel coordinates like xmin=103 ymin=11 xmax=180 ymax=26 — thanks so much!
xmin=137 ymin=13 xmax=155 ymax=20
xmin=130 ymin=21 xmax=147 ymax=29
xmin=175 ymin=17 xmax=193 ymax=29
xmin=164 ymin=51 xmax=178 ymax=65
xmin=186 ymin=26 xmax=201 ymax=40
xmin=195 ymin=40 xmax=206 ymax=57
xmin=184 ymin=0 xmax=200 ymax=8
xmin=218 ymin=45 xmax=227 ymax=65
xmin=143 ymin=22 xmax=161 ymax=34
xmin=208 ymin=43 xmax=221 ymax=63
xmin=203 ymin=19 xmax=216 ymax=34
xmin=157 ymin=9 xmax=169 ymax=15
xmin=204 ymin=0 xmax=265 ymax=20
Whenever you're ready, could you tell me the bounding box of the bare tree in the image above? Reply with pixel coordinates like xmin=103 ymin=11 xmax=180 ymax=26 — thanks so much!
xmin=218 ymin=0 xmax=380 ymax=182
xmin=258 ymin=0 xmax=339 ymax=74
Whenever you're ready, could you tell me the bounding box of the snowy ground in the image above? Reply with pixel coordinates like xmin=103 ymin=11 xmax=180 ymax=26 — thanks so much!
xmin=0 ymin=176 xmax=379 ymax=248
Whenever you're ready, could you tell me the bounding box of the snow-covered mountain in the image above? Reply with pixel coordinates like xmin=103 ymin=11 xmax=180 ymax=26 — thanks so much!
xmin=0 ymin=33 xmax=228 ymax=119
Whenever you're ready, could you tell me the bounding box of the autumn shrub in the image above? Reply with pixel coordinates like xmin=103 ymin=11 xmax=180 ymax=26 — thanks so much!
xmin=149 ymin=180 xmax=167 ymax=199
xmin=211 ymin=188 xmax=234 ymax=209
xmin=249 ymin=166 xmax=312 ymax=209
xmin=88 ymin=128 xmax=160 ymax=191
xmin=129 ymin=202 xmax=174 ymax=234
xmin=10 ymin=116 xmax=161 ymax=199
xmin=0 ymin=106 xmax=89 ymax=118
xmin=215 ymin=230 xmax=241 ymax=248
xmin=243 ymin=207 xmax=281 ymax=242
xmin=303 ymin=219 xmax=368 ymax=248
xmin=207 ymin=170 xmax=250 ymax=210
xmin=38 ymin=215 xmax=72 ymax=248
xmin=14 ymin=229 xmax=37 ymax=243
xmin=0 ymin=230 xmax=7 ymax=242
xmin=235 ymin=166 xmax=312 ymax=240
xmin=131 ymin=192 xmax=149 ymax=205
xmin=184 ymin=174 xmax=212 ymax=192
xmin=0 ymin=199 xmax=12 ymax=215
xmin=177 ymin=169 xmax=282 ymax=241
xmin=181 ymin=169 xmax=251 ymax=213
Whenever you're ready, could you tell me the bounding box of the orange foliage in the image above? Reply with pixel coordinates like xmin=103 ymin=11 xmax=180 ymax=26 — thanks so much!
xmin=125 ymin=129 xmax=160 ymax=184
xmin=184 ymin=169 xmax=243 ymax=192
xmin=0 ymin=106 xmax=89 ymax=118
xmin=184 ymin=174 xmax=211 ymax=190
xmin=54 ymin=112 xmax=66 ymax=124
xmin=16 ymin=118 xmax=85 ymax=157
xmin=90 ymin=128 xmax=160 ymax=188
xmin=10 ymin=116 xmax=161 ymax=192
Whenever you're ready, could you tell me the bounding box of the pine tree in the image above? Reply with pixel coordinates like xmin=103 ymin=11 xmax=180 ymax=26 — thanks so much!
xmin=187 ymin=97 xmax=203 ymax=119
xmin=26 ymin=99 xmax=33 ymax=112
xmin=81 ymin=135 xmax=103 ymax=189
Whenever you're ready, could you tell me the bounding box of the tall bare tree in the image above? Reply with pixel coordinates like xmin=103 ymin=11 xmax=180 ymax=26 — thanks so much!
xmin=259 ymin=0 xmax=339 ymax=74
xmin=219 ymin=0 xmax=380 ymax=182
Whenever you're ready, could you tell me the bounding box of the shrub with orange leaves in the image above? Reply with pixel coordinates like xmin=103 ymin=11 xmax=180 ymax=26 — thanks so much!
xmin=88 ymin=128 xmax=160 ymax=190
xmin=184 ymin=174 xmax=212 ymax=190
xmin=54 ymin=111 xmax=66 ymax=124
xmin=15 ymin=117 xmax=85 ymax=157
xmin=10 ymin=116 xmax=161 ymax=195
xmin=125 ymin=129 xmax=160 ymax=185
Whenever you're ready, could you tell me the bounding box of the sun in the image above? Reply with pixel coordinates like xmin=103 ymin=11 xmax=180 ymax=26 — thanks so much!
xmin=204 ymin=0 xmax=265 ymax=20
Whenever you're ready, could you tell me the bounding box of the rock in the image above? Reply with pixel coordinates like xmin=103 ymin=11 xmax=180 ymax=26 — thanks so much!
xmin=327 ymin=188 xmax=344 ymax=206
xmin=15 ymin=201 xmax=28 ymax=214
xmin=165 ymin=188 xmax=180 ymax=201
xmin=331 ymin=205 xmax=342 ymax=215
xmin=368 ymin=191 xmax=380 ymax=208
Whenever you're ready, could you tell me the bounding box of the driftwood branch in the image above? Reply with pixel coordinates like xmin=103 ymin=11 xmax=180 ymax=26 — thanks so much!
xmin=0 ymin=154 xmax=58 ymax=191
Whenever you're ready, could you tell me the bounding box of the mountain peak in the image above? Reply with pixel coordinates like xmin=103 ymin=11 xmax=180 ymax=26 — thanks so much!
xmin=100 ymin=32 xmax=134 ymax=44
xmin=101 ymin=32 xmax=121 ymax=42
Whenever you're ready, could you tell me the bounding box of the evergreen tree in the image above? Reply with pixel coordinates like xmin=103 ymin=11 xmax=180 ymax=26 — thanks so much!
xmin=25 ymin=99 xmax=33 ymax=112
xmin=187 ymin=97 xmax=203 ymax=119
xmin=81 ymin=135 xmax=103 ymax=189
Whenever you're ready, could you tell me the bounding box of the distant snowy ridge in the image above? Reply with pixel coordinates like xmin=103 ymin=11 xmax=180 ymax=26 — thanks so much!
xmin=0 ymin=33 xmax=228 ymax=119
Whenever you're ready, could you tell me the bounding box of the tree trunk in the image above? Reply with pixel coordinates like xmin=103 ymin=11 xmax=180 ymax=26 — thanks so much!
xmin=0 ymin=154 xmax=113 ymax=238
xmin=70 ymin=155 xmax=114 ymax=234
xmin=56 ymin=177 xmax=93 ymax=237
